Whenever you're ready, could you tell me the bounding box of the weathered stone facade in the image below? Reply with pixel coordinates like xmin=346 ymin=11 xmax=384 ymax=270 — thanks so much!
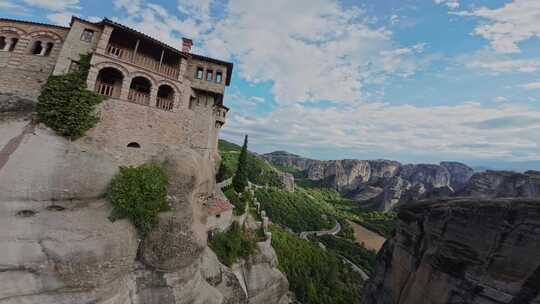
xmin=0 ymin=17 xmax=232 ymax=163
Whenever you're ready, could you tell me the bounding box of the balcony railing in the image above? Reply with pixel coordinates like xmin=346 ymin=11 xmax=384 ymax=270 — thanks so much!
xmin=156 ymin=98 xmax=174 ymax=111
xmin=106 ymin=44 xmax=180 ymax=79
xmin=128 ymin=89 xmax=150 ymax=106
xmin=96 ymin=82 xmax=115 ymax=97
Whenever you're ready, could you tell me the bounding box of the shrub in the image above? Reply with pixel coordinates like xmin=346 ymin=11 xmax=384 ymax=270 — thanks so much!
xmin=233 ymin=135 xmax=249 ymax=192
xmin=224 ymin=188 xmax=249 ymax=216
xmin=108 ymin=164 xmax=169 ymax=235
xmin=36 ymin=54 xmax=104 ymax=139
xmin=209 ymin=222 xmax=257 ymax=266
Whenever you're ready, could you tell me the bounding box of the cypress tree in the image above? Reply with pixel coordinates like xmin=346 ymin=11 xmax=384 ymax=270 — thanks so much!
xmin=233 ymin=135 xmax=249 ymax=193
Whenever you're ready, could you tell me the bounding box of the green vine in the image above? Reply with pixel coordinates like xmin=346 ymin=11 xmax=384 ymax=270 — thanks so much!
xmin=36 ymin=53 xmax=104 ymax=139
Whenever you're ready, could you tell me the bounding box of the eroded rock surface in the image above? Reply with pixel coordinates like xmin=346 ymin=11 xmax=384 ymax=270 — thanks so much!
xmin=0 ymin=109 xmax=290 ymax=303
xmin=362 ymin=198 xmax=540 ymax=304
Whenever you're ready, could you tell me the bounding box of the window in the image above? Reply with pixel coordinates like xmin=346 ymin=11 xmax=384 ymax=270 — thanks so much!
xmin=196 ymin=67 xmax=204 ymax=79
xmin=9 ymin=38 xmax=18 ymax=51
xmin=206 ymin=70 xmax=213 ymax=81
xmin=44 ymin=42 xmax=54 ymax=56
xmin=69 ymin=60 xmax=80 ymax=73
xmin=216 ymin=71 xmax=223 ymax=83
xmin=127 ymin=142 xmax=141 ymax=148
xmin=31 ymin=41 xmax=43 ymax=55
xmin=216 ymin=214 xmax=221 ymax=218
xmin=80 ymin=29 xmax=94 ymax=43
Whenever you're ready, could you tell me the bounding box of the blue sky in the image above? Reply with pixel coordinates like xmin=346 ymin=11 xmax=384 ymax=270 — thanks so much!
xmin=2 ymin=0 xmax=540 ymax=170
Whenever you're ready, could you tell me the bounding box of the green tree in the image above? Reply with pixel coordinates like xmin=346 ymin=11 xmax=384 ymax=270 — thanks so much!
xmin=232 ymin=135 xmax=249 ymax=193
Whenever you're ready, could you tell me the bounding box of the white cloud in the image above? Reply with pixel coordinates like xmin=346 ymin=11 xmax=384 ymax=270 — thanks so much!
xmin=454 ymin=0 xmax=540 ymax=53
xmin=0 ymin=0 xmax=27 ymax=12
xmin=520 ymin=82 xmax=540 ymax=90
xmin=463 ymin=49 xmax=540 ymax=73
xmin=222 ymin=101 xmax=540 ymax=161
xmin=434 ymin=0 xmax=460 ymax=10
xmin=495 ymin=96 xmax=508 ymax=103
xmin=46 ymin=11 xmax=77 ymax=25
xmin=22 ymin=0 xmax=79 ymax=11
xmin=113 ymin=0 xmax=141 ymax=15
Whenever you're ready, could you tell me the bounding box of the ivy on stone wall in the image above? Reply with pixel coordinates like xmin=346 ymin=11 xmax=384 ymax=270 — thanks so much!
xmin=108 ymin=164 xmax=170 ymax=235
xmin=36 ymin=54 xmax=104 ymax=139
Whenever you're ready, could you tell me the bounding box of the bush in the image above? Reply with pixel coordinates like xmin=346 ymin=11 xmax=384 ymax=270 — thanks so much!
xmin=271 ymin=226 xmax=363 ymax=304
xmin=318 ymin=235 xmax=377 ymax=274
xmin=254 ymin=188 xmax=333 ymax=232
xmin=36 ymin=54 xmax=104 ymax=139
xmin=108 ymin=164 xmax=169 ymax=235
xmin=209 ymin=222 xmax=257 ymax=266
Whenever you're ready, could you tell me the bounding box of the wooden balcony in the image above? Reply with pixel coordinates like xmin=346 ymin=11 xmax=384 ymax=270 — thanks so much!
xmin=96 ymin=82 xmax=115 ymax=97
xmin=106 ymin=44 xmax=180 ymax=79
xmin=156 ymin=98 xmax=174 ymax=111
xmin=128 ymin=89 xmax=150 ymax=106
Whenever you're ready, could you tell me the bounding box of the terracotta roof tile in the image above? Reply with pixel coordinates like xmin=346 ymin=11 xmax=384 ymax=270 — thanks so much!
xmin=208 ymin=198 xmax=234 ymax=214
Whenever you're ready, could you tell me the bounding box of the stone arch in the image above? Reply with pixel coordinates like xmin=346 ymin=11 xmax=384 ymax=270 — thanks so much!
xmin=0 ymin=27 xmax=25 ymax=52
xmin=26 ymin=30 xmax=63 ymax=44
xmin=26 ymin=31 xmax=62 ymax=56
xmin=128 ymin=74 xmax=153 ymax=105
xmin=156 ymin=84 xmax=176 ymax=111
xmin=94 ymin=61 xmax=129 ymax=79
xmin=156 ymin=79 xmax=181 ymax=96
xmin=128 ymin=71 xmax=158 ymax=90
xmin=95 ymin=66 xmax=124 ymax=98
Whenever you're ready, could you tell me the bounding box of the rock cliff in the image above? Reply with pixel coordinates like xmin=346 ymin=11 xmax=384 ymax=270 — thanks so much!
xmin=362 ymin=198 xmax=540 ymax=304
xmin=459 ymin=170 xmax=540 ymax=198
xmin=0 ymin=94 xmax=290 ymax=304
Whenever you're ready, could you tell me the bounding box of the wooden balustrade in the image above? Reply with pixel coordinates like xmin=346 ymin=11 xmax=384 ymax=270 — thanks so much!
xmin=96 ymin=82 xmax=115 ymax=97
xmin=128 ymin=89 xmax=150 ymax=106
xmin=156 ymin=98 xmax=174 ymax=111
xmin=107 ymin=43 xmax=180 ymax=79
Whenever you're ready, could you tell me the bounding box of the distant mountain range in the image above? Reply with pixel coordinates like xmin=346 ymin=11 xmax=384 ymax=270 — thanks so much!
xmin=262 ymin=149 xmax=540 ymax=212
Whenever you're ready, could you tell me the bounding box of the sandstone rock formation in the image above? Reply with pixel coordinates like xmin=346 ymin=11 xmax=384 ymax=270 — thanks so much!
xmin=362 ymin=198 xmax=540 ymax=304
xmin=440 ymin=161 xmax=475 ymax=192
xmin=459 ymin=170 xmax=540 ymax=198
xmin=0 ymin=94 xmax=290 ymax=304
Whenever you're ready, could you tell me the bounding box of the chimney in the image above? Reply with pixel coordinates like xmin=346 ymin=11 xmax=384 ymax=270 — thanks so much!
xmin=182 ymin=38 xmax=193 ymax=53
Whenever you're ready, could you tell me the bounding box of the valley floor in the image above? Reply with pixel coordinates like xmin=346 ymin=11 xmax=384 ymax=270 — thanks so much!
xmin=347 ymin=220 xmax=386 ymax=252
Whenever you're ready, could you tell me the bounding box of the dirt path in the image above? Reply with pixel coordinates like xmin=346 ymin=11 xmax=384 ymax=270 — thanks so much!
xmin=347 ymin=220 xmax=386 ymax=252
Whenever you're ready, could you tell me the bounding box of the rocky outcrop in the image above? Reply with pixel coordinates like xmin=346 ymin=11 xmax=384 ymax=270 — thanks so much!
xmin=459 ymin=170 xmax=540 ymax=198
xmin=264 ymin=151 xmax=477 ymax=212
xmin=362 ymin=198 xmax=540 ymax=304
xmin=278 ymin=172 xmax=295 ymax=192
xmin=441 ymin=161 xmax=474 ymax=192
xmin=0 ymin=98 xmax=290 ymax=303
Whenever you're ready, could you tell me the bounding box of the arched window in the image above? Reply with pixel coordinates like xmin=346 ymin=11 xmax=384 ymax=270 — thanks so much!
xmin=95 ymin=67 xmax=124 ymax=98
xmin=31 ymin=40 xmax=43 ymax=55
xmin=44 ymin=42 xmax=54 ymax=56
xmin=128 ymin=76 xmax=152 ymax=105
xmin=9 ymin=38 xmax=18 ymax=51
xmin=156 ymin=84 xmax=175 ymax=111
xmin=127 ymin=142 xmax=141 ymax=148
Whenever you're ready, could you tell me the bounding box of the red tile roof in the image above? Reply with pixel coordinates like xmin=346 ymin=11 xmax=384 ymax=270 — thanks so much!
xmin=208 ymin=198 xmax=234 ymax=214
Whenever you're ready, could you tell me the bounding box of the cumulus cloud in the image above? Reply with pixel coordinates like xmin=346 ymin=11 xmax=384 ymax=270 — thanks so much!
xmin=22 ymin=0 xmax=79 ymax=11
xmin=462 ymin=49 xmax=540 ymax=73
xmin=454 ymin=0 xmax=540 ymax=54
xmin=222 ymin=102 xmax=540 ymax=161
xmin=520 ymin=82 xmax=540 ymax=89
xmin=434 ymin=0 xmax=460 ymax=10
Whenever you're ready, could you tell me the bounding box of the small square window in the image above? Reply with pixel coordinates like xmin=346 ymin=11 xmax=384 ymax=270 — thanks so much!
xmin=69 ymin=60 xmax=80 ymax=73
xmin=80 ymin=29 xmax=94 ymax=43
xmin=196 ymin=67 xmax=204 ymax=79
xmin=206 ymin=70 xmax=213 ymax=81
xmin=216 ymin=71 xmax=223 ymax=83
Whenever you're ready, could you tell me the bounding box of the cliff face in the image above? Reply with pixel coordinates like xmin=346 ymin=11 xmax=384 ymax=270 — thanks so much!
xmin=460 ymin=170 xmax=540 ymax=198
xmin=264 ymin=152 xmax=472 ymax=212
xmin=0 ymin=94 xmax=290 ymax=304
xmin=362 ymin=198 xmax=540 ymax=304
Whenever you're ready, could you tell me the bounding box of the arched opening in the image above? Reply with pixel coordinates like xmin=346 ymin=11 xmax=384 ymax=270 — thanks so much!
xmin=44 ymin=42 xmax=54 ymax=56
xmin=127 ymin=142 xmax=141 ymax=148
xmin=95 ymin=67 xmax=124 ymax=98
xmin=9 ymin=38 xmax=18 ymax=51
xmin=156 ymin=84 xmax=175 ymax=111
xmin=31 ymin=40 xmax=43 ymax=55
xmin=0 ymin=37 xmax=6 ymax=50
xmin=128 ymin=76 xmax=152 ymax=105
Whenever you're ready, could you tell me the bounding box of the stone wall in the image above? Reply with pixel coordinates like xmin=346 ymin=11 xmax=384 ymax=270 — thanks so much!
xmin=53 ymin=18 xmax=103 ymax=75
xmin=186 ymin=57 xmax=228 ymax=94
xmin=0 ymin=20 xmax=68 ymax=98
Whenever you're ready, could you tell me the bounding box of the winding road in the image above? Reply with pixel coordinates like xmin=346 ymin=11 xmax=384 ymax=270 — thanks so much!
xmin=299 ymin=220 xmax=341 ymax=240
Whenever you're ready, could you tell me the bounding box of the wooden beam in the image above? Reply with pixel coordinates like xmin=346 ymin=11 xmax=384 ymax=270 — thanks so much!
xmin=159 ymin=49 xmax=165 ymax=71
